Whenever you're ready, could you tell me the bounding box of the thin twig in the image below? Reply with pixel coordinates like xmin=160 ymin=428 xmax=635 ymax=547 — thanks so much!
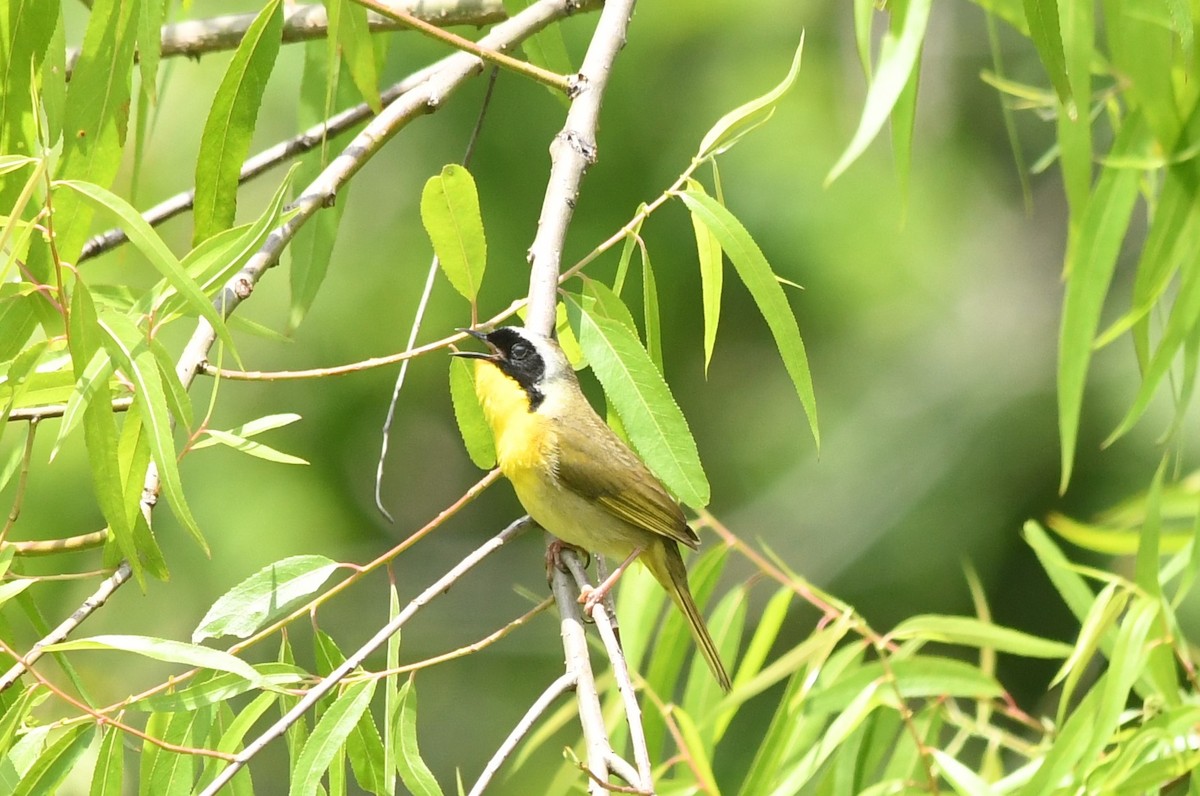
xmin=376 ymin=67 xmax=500 ymax=520
xmin=349 ymin=595 xmax=553 ymax=682
xmin=0 ymin=561 xmax=133 ymax=691
xmin=7 ymin=396 xmax=133 ymax=422
xmin=197 ymin=517 xmax=532 ymax=796
xmin=562 ymin=554 xmax=652 ymax=791
xmin=354 ymin=0 xmax=569 ymax=92
xmin=1 ymin=529 xmax=109 ymax=557
xmin=0 ymin=420 xmax=39 ymax=544
xmin=550 ymin=555 xmax=610 ymax=796
xmin=0 ymin=638 xmax=237 ymax=760
xmin=66 ymin=0 xmax=509 ymax=73
xmin=468 ymin=672 xmax=577 ymax=796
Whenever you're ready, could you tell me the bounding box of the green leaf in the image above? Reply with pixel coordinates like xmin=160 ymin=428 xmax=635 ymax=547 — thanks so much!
xmin=198 ymin=692 xmax=275 ymax=795
xmin=330 ymin=0 xmax=381 ymax=113
xmin=807 ymin=656 xmax=1003 ymax=715
xmin=686 ymin=179 xmax=724 ymax=374
xmin=1057 ymin=112 xmax=1149 ymax=491
xmin=566 ymin=296 xmax=710 ymax=506
xmin=580 ymin=279 xmax=639 ymax=335
xmin=140 ymin=708 xmax=209 ymax=796
xmin=12 ymin=724 xmax=95 ymax=796
xmin=382 ymin=576 xmax=401 ymax=794
xmin=1023 ymin=521 xmax=1098 ymax=621
xmin=134 ymin=665 xmax=304 ymax=712
xmin=99 ymin=313 xmax=206 ymax=551
xmin=44 ymin=635 xmax=267 ymax=687
xmin=1045 ymin=511 xmax=1193 ymax=555
xmin=698 ymin=36 xmax=803 ymax=159
xmin=137 ymin=0 xmax=166 ymax=104
xmin=56 ymin=179 xmax=238 ymax=357
xmin=0 ymin=580 xmax=33 ymax=608
xmin=89 ymin=727 xmax=124 ymax=796
xmin=392 ymin=677 xmax=442 ymax=796
xmin=193 ymin=0 xmax=283 ymax=245
xmin=48 ymin=0 xmax=136 ymax=261
xmin=290 ymin=680 xmax=376 ymax=796
xmin=641 ymin=243 xmax=662 ymax=372
xmin=888 ymin=614 xmax=1073 ymax=658
xmin=189 ymin=413 xmax=304 ymax=449
xmin=827 ymin=0 xmax=930 ymax=184
xmin=420 ymin=164 xmax=487 ymax=302
xmin=117 ymin=402 xmax=169 ymax=581
xmin=449 ymin=357 xmax=496 ymax=469
xmin=678 ymin=188 xmax=819 ymax=448
xmin=1051 ymin=581 xmax=1127 ymax=725
xmin=504 ymin=0 xmax=572 ymax=106
xmin=193 ymin=555 xmax=342 ymax=642
xmin=195 ymin=429 xmax=310 ymax=465
xmin=1023 ymin=0 xmax=1071 ymax=107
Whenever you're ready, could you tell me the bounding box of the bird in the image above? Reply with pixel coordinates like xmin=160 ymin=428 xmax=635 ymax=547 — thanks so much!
xmin=452 ymin=325 xmax=732 ymax=691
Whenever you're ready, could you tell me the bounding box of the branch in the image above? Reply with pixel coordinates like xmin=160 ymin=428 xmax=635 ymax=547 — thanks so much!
xmin=197 ymin=517 xmax=532 ymax=796
xmin=66 ymin=0 xmax=508 ymax=73
xmin=550 ymin=555 xmax=611 ymax=796
xmin=0 ymin=561 xmax=132 ymax=691
xmin=354 ymin=0 xmax=570 ymax=92
xmin=468 ymin=672 xmax=577 ymax=796
xmin=6 ymin=396 xmax=132 ymax=422
xmin=524 ymin=0 xmax=638 ymax=334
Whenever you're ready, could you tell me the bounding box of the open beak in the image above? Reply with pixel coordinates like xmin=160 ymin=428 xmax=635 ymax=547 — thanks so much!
xmin=450 ymin=328 xmax=498 ymax=360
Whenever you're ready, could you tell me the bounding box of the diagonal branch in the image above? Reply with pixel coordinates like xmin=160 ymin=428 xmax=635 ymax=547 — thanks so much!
xmin=67 ymin=0 xmax=509 ymax=73
xmin=197 ymin=516 xmax=532 ymax=796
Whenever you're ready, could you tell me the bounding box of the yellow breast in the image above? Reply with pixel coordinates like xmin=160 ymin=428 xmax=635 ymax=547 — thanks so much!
xmin=474 ymin=360 xmax=553 ymax=477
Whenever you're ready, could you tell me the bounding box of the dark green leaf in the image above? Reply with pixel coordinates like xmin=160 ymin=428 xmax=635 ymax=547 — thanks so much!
xmin=193 ymin=0 xmax=283 ymax=244
xmin=392 ymin=678 xmax=441 ymax=796
xmin=194 ymin=555 xmax=342 ymax=642
xmin=678 ymin=188 xmax=819 ymax=448
xmin=566 ymin=296 xmax=710 ymax=506
xmin=290 ymin=680 xmax=376 ymax=796
xmin=89 ymin=726 xmax=123 ymax=796
xmin=12 ymin=724 xmax=95 ymax=796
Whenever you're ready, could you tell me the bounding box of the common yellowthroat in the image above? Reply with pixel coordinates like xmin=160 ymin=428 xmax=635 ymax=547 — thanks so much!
xmin=453 ymin=326 xmax=732 ymax=691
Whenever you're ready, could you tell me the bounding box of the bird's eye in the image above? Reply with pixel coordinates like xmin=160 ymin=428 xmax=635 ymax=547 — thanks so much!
xmin=509 ymin=342 xmax=530 ymax=361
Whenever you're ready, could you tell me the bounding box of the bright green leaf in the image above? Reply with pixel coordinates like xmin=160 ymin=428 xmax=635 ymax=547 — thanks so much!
xmin=698 ymin=36 xmax=803 ymax=159
xmin=89 ymin=726 xmax=124 ymax=796
xmin=888 ymin=614 xmax=1073 ymax=658
xmin=420 ymin=164 xmax=486 ymax=302
xmin=12 ymin=724 xmax=95 ymax=796
xmin=449 ymin=357 xmax=496 ymax=469
xmin=393 ymin=678 xmax=442 ymax=796
xmin=193 ymin=555 xmax=342 ymax=642
xmin=290 ymin=680 xmax=376 ymax=796
xmin=44 ymin=635 xmax=266 ymax=687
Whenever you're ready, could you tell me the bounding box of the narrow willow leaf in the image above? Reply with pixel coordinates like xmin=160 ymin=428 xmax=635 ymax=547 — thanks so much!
xmin=56 ymin=179 xmax=238 ymax=357
xmin=678 ymin=188 xmax=819 ymax=448
xmin=580 ymin=280 xmax=639 ymax=334
xmin=888 ymin=614 xmax=1073 ymax=658
xmin=641 ymin=244 xmax=662 ymax=371
xmin=854 ymin=0 xmax=874 ymax=75
xmin=0 ymin=294 xmax=38 ymax=363
xmin=890 ymin=45 xmax=921 ymax=206
xmin=51 ymin=345 xmax=114 ymax=461
xmin=99 ymin=313 xmax=206 ymax=551
xmin=0 ymin=686 xmax=43 ymax=762
xmin=671 ymin=707 xmax=718 ymax=790
xmin=290 ymin=680 xmax=376 ymax=796
xmin=807 ymin=656 xmax=1003 ymax=715
xmin=12 ymin=724 xmax=95 ymax=796
xmin=612 ymin=212 xmax=645 ymax=295
xmin=195 ymin=429 xmax=309 ymax=465
xmin=1055 ymin=0 xmax=1093 ymax=217
xmin=503 ymin=0 xmax=571 ymax=106
xmin=90 ymin=726 xmax=124 ymax=796
xmin=0 ymin=580 xmax=33 ymax=608
xmin=1057 ymin=113 xmax=1149 ymax=491
xmin=698 ymin=36 xmax=803 ymax=159
xmin=1045 ymin=511 xmax=1192 ymax=554
xmin=566 ymin=296 xmax=709 ymax=506
xmin=117 ymin=403 xmax=169 ymax=581
xmin=190 ymin=414 xmax=303 ymax=447
xmin=1108 ymin=2 xmax=1180 ymax=148
xmin=1022 ymin=521 xmax=1096 ymax=621
xmin=193 ymin=0 xmax=283 ymax=244
xmin=1051 ymin=582 xmax=1127 ymax=725
xmin=1087 ymin=598 xmax=1160 ymax=761
xmin=194 ymin=555 xmax=342 ymax=642
xmin=140 ymin=708 xmax=209 ymax=796
xmin=420 ymin=164 xmax=486 ymax=302
xmin=686 ymin=179 xmax=723 ymax=374
xmin=393 ymin=678 xmax=442 ymax=796
xmin=198 ymin=692 xmax=275 ymax=795
xmin=1135 ymin=461 xmax=1166 ymax=596
xmin=0 ymin=1 xmax=57 ymax=195
xmin=44 ymin=635 xmax=267 ymax=687
xmin=1023 ymin=0 xmax=1072 ymax=106
xmin=449 ymin=357 xmax=496 ymax=469
xmin=290 ymin=40 xmax=355 ymax=330
xmin=67 ymin=282 xmax=139 ymax=580
xmin=135 ymin=665 xmax=304 ymax=712
xmin=136 ymin=0 xmax=166 ymax=103
xmin=382 ymin=575 xmax=401 ymax=794
xmin=346 ymin=686 xmax=387 ymax=796
xmin=827 ymin=0 xmax=931 ymax=184
xmin=331 ymin=0 xmax=381 ymax=112
xmin=768 ymin=681 xmax=884 ymax=795
xmin=50 ymin=0 xmax=135 ymax=261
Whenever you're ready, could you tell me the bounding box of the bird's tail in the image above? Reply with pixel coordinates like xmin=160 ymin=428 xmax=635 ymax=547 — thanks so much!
xmin=646 ymin=540 xmax=732 ymax=692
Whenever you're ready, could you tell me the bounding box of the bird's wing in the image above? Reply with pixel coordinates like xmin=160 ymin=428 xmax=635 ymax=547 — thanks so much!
xmin=551 ymin=415 xmax=700 ymax=549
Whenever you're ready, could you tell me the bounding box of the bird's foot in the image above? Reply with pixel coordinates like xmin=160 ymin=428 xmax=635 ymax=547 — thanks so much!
xmin=544 ymin=539 xmax=590 ymax=583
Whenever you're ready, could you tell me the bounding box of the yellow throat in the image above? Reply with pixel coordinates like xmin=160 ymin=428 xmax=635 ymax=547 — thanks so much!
xmin=473 ymin=359 xmax=552 ymax=475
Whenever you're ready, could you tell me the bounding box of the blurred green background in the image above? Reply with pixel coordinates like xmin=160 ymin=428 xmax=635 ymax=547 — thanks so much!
xmin=4 ymin=0 xmax=1177 ymax=790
